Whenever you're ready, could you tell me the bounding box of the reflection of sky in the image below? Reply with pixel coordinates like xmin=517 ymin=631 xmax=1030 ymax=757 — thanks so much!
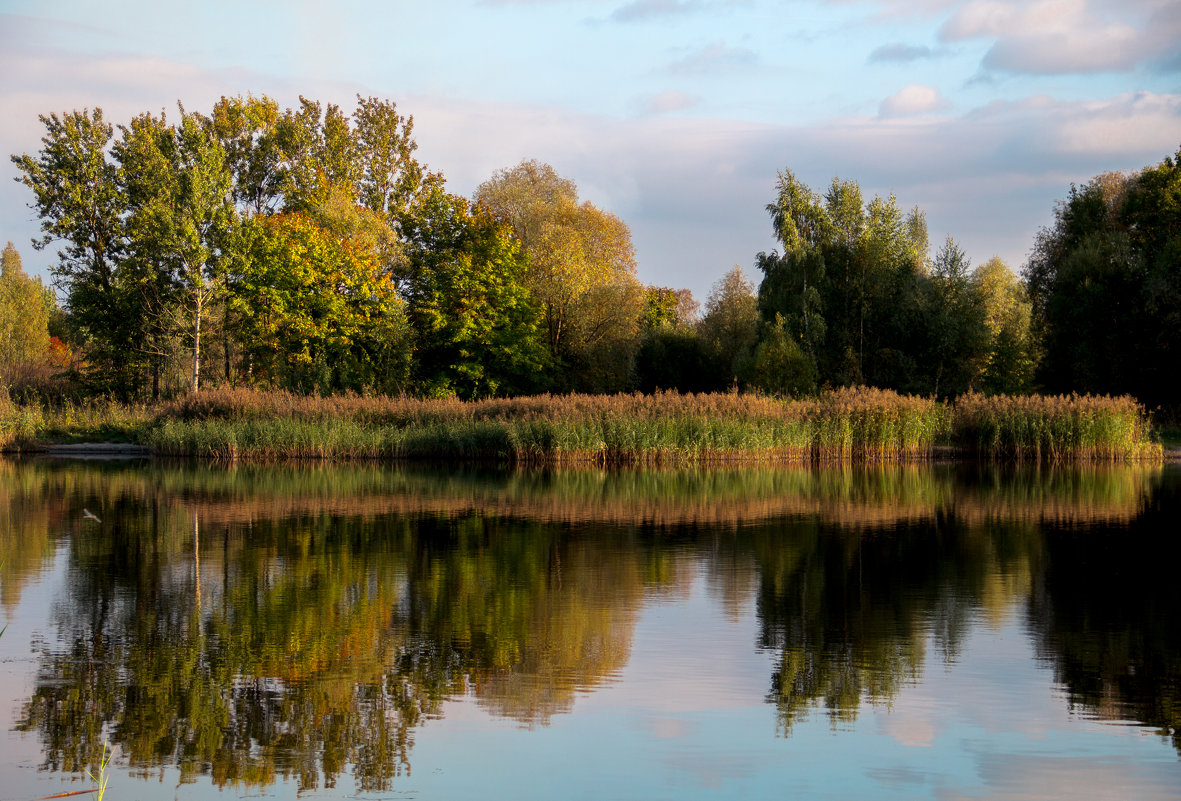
xmin=4 ymin=553 xmax=1180 ymax=801
xmin=393 ymin=568 xmax=1181 ymax=801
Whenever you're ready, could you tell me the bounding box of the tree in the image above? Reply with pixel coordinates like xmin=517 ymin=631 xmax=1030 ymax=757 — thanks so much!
xmin=971 ymin=258 xmax=1036 ymax=394
xmin=474 ymin=160 xmax=645 ymax=392
xmin=116 ymin=108 xmax=238 ymax=393
xmin=635 ymin=286 xmax=708 ymax=393
xmin=757 ymin=169 xmax=933 ymax=392
xmin=0 ymin=242 xmax=54 ymax=387
xmin=11 ymin=109 xmax=151 ymax=395
xmin=742 ymin=313 xmax=816 ymax=397
xmin=209 ymin=94 xmax=284 ymax=216
xmin=235 ymin=212 xmax=411 ymax=394
xmin=401 ymin=187 xmax=549 ymax=398
xmin=698 ymin=266 xmax=759 ymax=389
xmin=923 ymin=236 xmax=988 ymax=397
xmin=1024 ymin=148 xmax=1181 ymax=405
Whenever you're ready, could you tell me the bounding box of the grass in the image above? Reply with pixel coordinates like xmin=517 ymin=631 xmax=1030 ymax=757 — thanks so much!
xmin=1 ymin=386 xmax=1163 ymax=464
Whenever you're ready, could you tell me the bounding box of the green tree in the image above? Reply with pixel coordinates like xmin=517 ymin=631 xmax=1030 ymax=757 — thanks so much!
xmin=0 ymin=242 xmax=54 ymax=386
xmin=116 ymin=109 xmax=238 ymax=393
xmin=635 ymin=286 xmax=708 ymax=392
xmin=208 ymin=94 xmax=284 ymax=215
xmin=923 ymin=236 xmax=988 ymax=397
xmin=1025 ymin=150 xmax=1181 ymax=405
xmin=741 ymin=313 xmax=816 ymax=396
xmin=235 ymin=212 xmax=411 ymax=394
xmin=971 ymin=257 xmax=1036 ymax=394
xmin=401 ymin=187 xmax=549 ymax=397
xmin=11 ymin=109 xmax=152 ymax=395
xmin=698 ymin=266 xmax=759 ymax=389
xmin=758 ymin=168 xmax=944 ymax=393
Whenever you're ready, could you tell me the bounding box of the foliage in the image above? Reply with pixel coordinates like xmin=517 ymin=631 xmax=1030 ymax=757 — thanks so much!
xmin=923 ymin=236 xmax=989 ymax=397
xmin=11 ymin=109 xmax=151 ymax=396
xmin=758 ymin=169 xmax=990 ymax=395
xmin=698 ymin=266 xmax=759 ymax=390
xmin=401 ymin=187 xmax=550 ymax=398
xmin=474 ymin=160 xmax=645 ymax=392
xmin=0 ymin=242 xmax=55 ymax=388
xmin=116 ymin=108 xmax=239 ymax=392
xmin=235 ymin=213 xmax=411 ymax=394
xmin=1024 ymin=149 xmax=1181 ymax=406
xmin=971 ymin=257 xmax=1037 ymax=394
xmin=741 ymin=313 xmax=816 ymax=397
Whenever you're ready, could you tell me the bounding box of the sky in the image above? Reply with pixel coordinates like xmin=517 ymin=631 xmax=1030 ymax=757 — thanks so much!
xmin=2 ymin=0 xmax=1179 ymax=300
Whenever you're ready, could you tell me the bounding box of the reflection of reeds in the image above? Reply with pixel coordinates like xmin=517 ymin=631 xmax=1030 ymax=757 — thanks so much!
xmin=1 ymin=459 xmax=1159 ymax=537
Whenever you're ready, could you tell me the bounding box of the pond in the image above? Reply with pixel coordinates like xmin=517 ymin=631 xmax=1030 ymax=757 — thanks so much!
xmin=0 ymin=459 xmax=1178 ymax=800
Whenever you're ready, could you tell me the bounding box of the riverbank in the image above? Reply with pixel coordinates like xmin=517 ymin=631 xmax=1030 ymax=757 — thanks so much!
xmin=0 ymin=387 xmax=1163 ymax=464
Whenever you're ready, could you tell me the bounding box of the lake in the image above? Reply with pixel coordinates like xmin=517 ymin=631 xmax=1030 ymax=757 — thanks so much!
xmin=1 ymin=458 xmax=1178 ymax=800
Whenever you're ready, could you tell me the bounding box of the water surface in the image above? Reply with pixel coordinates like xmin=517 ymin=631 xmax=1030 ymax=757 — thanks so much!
xmin=1 ymin=459 xmax=1178 ymax=799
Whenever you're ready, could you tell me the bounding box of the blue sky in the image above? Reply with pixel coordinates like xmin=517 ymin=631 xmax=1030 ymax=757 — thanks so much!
xmin=2 ymin=0 xmax=1179 ymax=299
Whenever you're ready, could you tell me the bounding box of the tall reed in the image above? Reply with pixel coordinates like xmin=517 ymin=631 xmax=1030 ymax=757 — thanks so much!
xmin=6 ymin=385 xmax=1160 ymax=464
xmin=951 ymin=392 xmax=1161 ymax=461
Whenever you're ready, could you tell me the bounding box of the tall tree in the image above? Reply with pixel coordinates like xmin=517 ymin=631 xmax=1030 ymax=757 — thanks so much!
xmin=474 ymin=160 xmax=645 ymax=391
xmin=1025 ymin=149 xmax=1181 ymax=405
xmin=698 ymin=266 xmax=759 ymax=389
xmin=757 ymin=169 xmax=933 ymax=392
xmin=11 ymin=109 xmax=151 ymax=395
xmin=209 ymin=94 xmax=284 ymax=216
xmin=971 ymin=257 xmax=1036 ymax=394
xmin=924 ymin=236 xmax=987 ymax=397
xmin=401 ymin=187 xmax=549 ymax=397
xmin=116 ymin=109 xmax=238 ymax=393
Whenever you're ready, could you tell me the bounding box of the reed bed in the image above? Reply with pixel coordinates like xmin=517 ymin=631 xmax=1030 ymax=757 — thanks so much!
xmin=4 ymin=386 xmax=1160 ymax=463
xmin=951 ymin=392 xmax=1161 ymax=461
xmin=144 ymin=386 xmax=947 ymax=464
xmin=0 ymin=391 xmax=151 ymax=451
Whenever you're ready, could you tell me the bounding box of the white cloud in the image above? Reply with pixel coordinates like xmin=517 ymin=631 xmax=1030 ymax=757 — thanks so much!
xmin=868 ymin=43 xmax=941 ymax=63
xmin=940 ymin=0 xmax=1181 ymax=74
xmin=611 ymin=0 xmax=700 ymax=21
xmin=879 ymin=85 xmax=952 ymax=116
xmin=643 ymin=90 xmax=702 ymax=114
xmin=665 ymin=41 xmax=759 ymax=75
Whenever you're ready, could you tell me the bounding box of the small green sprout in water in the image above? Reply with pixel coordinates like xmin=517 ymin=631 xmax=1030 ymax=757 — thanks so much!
xmin=84 ymin=741 xmax=112 ymax=801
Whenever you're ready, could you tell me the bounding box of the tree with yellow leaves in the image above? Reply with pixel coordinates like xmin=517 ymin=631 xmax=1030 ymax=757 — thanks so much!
xmin=475 ymin=160 xmax=645 ymax=392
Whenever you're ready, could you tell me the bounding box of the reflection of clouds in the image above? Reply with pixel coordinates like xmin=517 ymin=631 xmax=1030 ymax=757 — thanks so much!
xmin=943 ymin=752 xmax=1181 ymax=800
xmin=881 ymin=712 xmax=937 ymax=747
xmin=648 ymin=715 xmax=695 ymax=739
xmin=868 ymin=765 xmax=931 ymax=787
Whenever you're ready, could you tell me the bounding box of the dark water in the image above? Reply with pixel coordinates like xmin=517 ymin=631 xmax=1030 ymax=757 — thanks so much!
xmin=1 ymin=459 xmax=1178 ymax=800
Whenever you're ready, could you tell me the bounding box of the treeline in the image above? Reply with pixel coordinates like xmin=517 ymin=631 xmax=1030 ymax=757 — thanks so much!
xmin=4 ymin=94 xmax=1179 ymax=407
xmin=7 ymin=97 xmax=651 ymax=400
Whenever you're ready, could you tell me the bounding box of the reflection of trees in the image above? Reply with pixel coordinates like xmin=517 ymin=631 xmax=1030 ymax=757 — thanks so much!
xmin=16 ymin=503 xmax=658 ymax=791
xmin=751 ymin=512 xmax=1042 ymax=731
xmin=405 ymin=517 xmax=646 ymax=725
xmin=1027 ymin=472 xmax=1181 ymax=754
xmin=4 ymin=457 xmax=1178 ymax=789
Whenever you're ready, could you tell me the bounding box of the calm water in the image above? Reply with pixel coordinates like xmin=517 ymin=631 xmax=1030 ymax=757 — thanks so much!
xmin=0 ymin=459 xmax=1178 ymax=800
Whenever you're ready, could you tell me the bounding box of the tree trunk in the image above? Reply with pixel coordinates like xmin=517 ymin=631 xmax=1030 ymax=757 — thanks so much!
xmin=191 ymin=294 xmax=202 ymax=393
